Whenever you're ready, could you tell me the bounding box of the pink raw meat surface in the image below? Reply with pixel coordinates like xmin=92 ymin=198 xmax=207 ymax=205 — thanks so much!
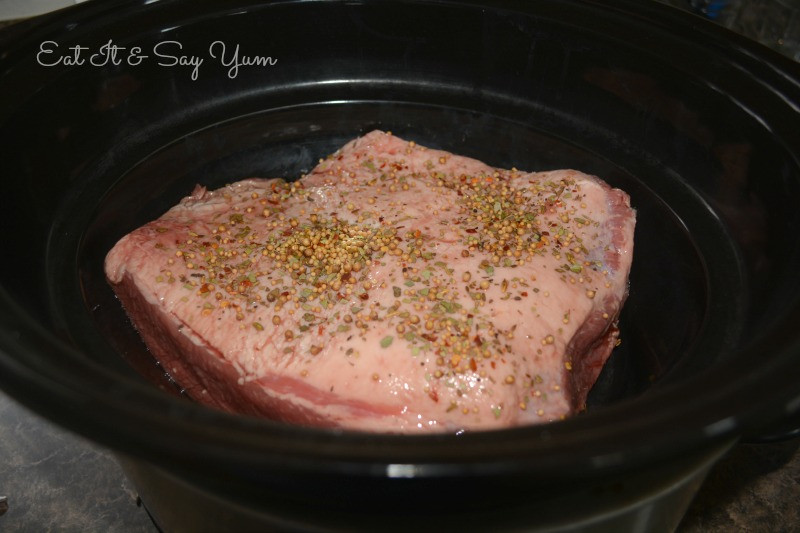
xmin=105 ymin=130 xmax=635 ymax=433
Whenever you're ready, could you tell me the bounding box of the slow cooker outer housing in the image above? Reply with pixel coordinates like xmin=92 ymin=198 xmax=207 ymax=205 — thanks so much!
xmin=0 ymin=0 xmax=799 ymax=525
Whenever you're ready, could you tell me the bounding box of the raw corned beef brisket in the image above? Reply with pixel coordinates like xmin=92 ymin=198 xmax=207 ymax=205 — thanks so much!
xmin=105 ymin=130 xmax=635 ymax=433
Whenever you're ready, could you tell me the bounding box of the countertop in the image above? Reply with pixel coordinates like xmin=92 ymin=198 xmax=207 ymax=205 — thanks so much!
xmin=1 ymin=2 xmax=799 ymax=532
xmin=0 ymin=392 xmax=153 ymax=532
